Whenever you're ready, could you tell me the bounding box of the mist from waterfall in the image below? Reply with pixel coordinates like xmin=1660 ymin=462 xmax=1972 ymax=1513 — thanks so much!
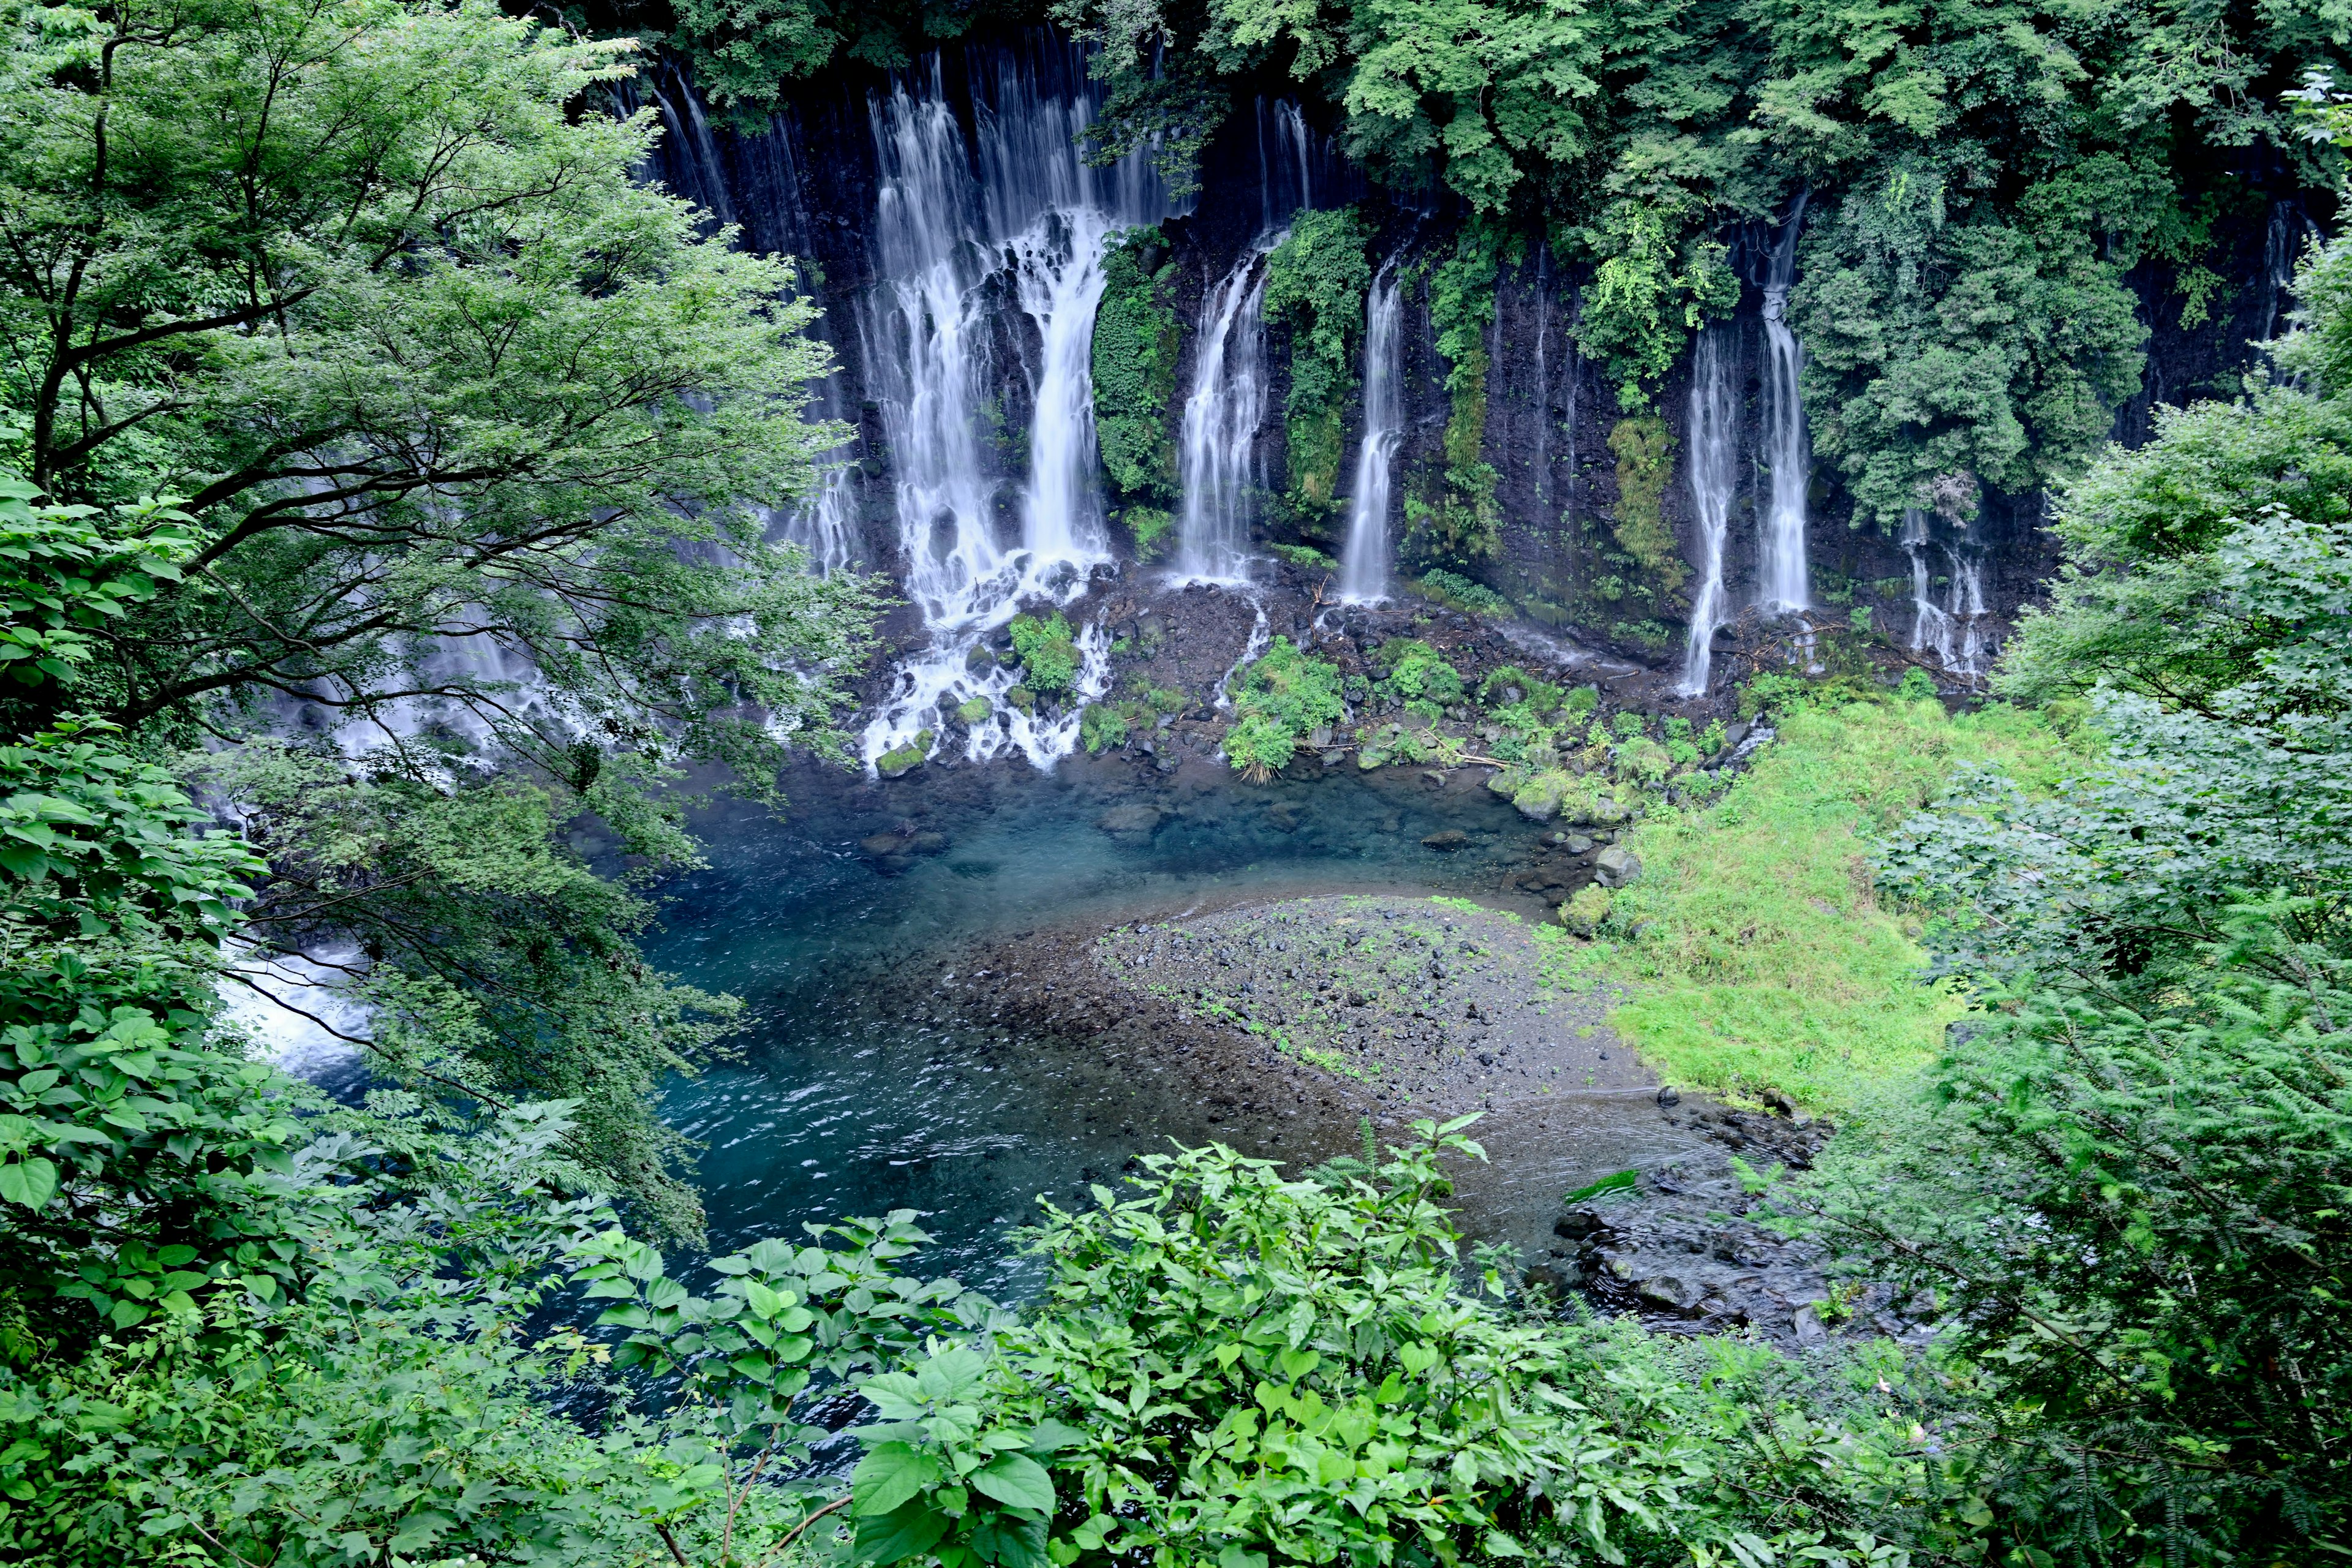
xmin=1172 ymin=243 xmax=1275 ymax=585
xmin=1676 ymin=331 xmax=1738 ymax=695
xmin=1758 ymin=195 xmax=1812 ymax=613
xmin=855 ymin=42 xmax=1179 ymax=770
xmin=1902 ymin=508 xmax=1992 ymax=680
xmin=1338 ymin=265 xmax=1403 ymax=603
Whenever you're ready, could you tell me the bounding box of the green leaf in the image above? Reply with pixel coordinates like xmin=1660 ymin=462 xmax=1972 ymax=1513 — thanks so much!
xmin=854 ymin=1442 xmax=943 ymax=1518
xmin=854 ymin=1499 xmax=951 ymax=1566
xmin=969 ymin=1452 xmax=1054 ymax=1515
xmin=0 ymin=1158 xmax=55 ymax=1210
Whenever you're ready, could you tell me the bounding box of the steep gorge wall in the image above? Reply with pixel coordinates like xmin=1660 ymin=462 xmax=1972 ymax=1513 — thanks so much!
xmin=634 ymin=36 xmax=2316 ymax=679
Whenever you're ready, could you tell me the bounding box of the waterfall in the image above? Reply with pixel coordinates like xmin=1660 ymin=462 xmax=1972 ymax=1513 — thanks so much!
xmin=1259 ymin=100 xmax=1314 ymax=229
xmin=1676 ymin=331 xmax=1738 ymax=695
xmin=1757 ymin=194 xmax=1812 ymax=613
xmin=1171 ymin=242 xmax=1275 ymax=585
xmin=1531 ymin=247 xmax=1551 ymax=508
xmin=854 ymin=42 xmax=1180 ymax=771
xmin=1338 ymin=265 xmax=1403 ymax=603
xmin=1902 ymin=508 xmax=1992 ymax=680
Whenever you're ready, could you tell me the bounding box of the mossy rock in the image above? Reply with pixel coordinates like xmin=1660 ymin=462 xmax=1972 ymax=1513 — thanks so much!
xmin=1357 ymin=750 xmax=1387 ymax=771
xmin=1561 ymin=883 xmax=1613 ymax=936
xmin=1005 ymin=685 xmax=1036 ymax=714
xmin=876 ymin=742 xmax=928 ymax=779
xmin=956 ymin=696 xmax=992 ymax=725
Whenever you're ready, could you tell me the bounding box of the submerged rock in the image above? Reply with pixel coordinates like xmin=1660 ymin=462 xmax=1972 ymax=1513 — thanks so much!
xmin=1096 ymin=803 xmax=1166 ymax=840
xmin=1420 ymin=829 xmax=1468 ymax=851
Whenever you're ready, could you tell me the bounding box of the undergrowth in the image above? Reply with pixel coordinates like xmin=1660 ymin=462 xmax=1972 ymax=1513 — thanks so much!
xmin=1538 ymin=693 xmax=2084 ymax=1112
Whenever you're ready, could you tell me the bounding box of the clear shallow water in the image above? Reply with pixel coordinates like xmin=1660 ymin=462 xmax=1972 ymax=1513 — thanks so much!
xmin=647 ymin=755 xmax=1706 ymax=1292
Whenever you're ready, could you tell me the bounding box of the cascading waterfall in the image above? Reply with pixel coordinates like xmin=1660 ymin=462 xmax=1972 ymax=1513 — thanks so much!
xmin=856 ymin=43 xmax=1179 ymax=771
xmin=1259 ymin=100 xmax=1314 ymax=230
xmin=1676 ymin=331 xmax=1738 ymax=696
xmin=1338 ymin=265 xmax=1403 ymax=603
xmin=1531 ymin=247 xmax=1551 ymax=509
xmin=1757 ymin=194 xmax=1812 ymax=614
xmin=1902 ymin=508 xmax=1992 ymax=680
xmin=1171 ymin=243 xmax=1276 ymax=585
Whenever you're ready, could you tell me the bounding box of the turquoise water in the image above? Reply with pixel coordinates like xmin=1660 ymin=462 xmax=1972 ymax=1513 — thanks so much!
xmin=647 ymin=753 xmax=1698 ymax=1290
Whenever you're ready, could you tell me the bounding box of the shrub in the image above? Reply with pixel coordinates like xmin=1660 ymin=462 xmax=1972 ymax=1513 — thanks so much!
xmin=1080 ymin=703 xmax=1128 ymax=753
xmin=1224 ymin=636 xmax=1344 ymax=780
xmin=1374 ymin=640 xmax=1464 ymax=705
xmin=1009 ymin=612 xmax=1079 ymax=693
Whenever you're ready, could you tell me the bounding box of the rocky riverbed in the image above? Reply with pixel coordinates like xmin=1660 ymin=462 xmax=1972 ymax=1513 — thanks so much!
xmin=922 ymin=887 xmax=1933 ymax=1352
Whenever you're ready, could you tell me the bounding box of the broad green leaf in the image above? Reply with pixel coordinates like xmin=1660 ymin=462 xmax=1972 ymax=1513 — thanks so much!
xmin=854 ymin=1442 xmax=943 ymax=1517
xmin=854 ymin=1499 xmax=951 ymax=1565
xmin=968 ymin=1452 xmax=1055 ymax=1515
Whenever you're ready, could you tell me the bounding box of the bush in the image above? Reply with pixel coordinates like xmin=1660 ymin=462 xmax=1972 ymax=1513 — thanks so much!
xmin=1009 ymin=612 xmax=1079 ymax=693
xmin=1091 ymin=230 xmax=1180 ymax=502
xmin=1224 ymin=636 xmax=1344 ymax=780
xmin=1373 ymin=639 xmax=1464 ymax=705
xmin=1079 ymin=703 xmax=1128 ymax=753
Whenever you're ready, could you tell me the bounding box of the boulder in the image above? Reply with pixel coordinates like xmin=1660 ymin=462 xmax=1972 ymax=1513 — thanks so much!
xmin=1589 ymin=795 xmax=1630 ymax=826
xmin=1635 ymin=1273 xmax=1703 ymax=1313
xmin=1559 ymin=883 xmax=1611 ymax=936
xmin=955 ymin=695 xmax=992 ymax=724
xmin=1096 ymin=803 xmax=1165 ymax=839
xmin=875 ymin=740 xmax=929 ymax=779
xmin=859 ymin=832 xmax=910 ymax=857
xmin=1357 ymin=750 xmax=1387 ymax=771
xmin=1420 ymin=829 xmax=1468 ymax=851
xmin=1594 ymin=845 xmax=1643 ymax=888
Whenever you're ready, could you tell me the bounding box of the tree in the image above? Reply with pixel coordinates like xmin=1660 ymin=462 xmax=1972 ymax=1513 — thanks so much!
xmin=0 ymin=0 xmax=880 ymax=787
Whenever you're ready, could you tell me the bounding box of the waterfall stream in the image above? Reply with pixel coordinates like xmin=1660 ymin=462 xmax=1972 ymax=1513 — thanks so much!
xmin=1757 ymin=196 xmax=1812 ymax=614
xmin=1172 ymin=242 xmax=1276 ymax=585
xmin=1676 ymin=331 xmax=1738 ymax=695
xmin=1338 ymin=266 xmax=1404 ymax=603
xmin=1902 ymin=508 xmax=1992 ymax=681
xmin=856 ymin=46 xmax=1179 ymax=771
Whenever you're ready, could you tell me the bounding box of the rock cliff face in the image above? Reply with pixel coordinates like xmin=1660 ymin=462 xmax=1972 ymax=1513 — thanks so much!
xmin=632 ymin=31 xmax=2303 ymax=693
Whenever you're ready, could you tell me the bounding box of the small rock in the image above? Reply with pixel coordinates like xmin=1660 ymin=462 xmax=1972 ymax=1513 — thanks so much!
xmin=1564 ymin=834 xmax=1595 ymax=854
xmin=1320 ymin=749 xmax=1346 ymax=766
xmin=1420 ymin=829 xmax=1469 ymax=852
xmin=1594 ymin=845 xmax=1644 ymax=889
xmin=1791 ymin=1305 xmax=1828 ymax=1346
xmin=1636 ymin=1274 xmax=1703 ymax=1313
xmin=1656 ymin=1086 xmax=1681 ymax=1107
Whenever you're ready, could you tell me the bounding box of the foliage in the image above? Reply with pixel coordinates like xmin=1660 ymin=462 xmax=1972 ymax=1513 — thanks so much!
xmin=189 ymin=742 xmax=740 ymax=1240
xmin=1268 ymin=542 xmax=1336 ymax=571
xmin=1091 ymin=230 xmax=1183 ymax=503
xmin=1224 ymin=636 xmax=1345 ymax=780
xmin=1575 ymin=204 xmax=1739 ymax=411
xmin=1264 ymin=208 xmax=1374 ymax=518
xmin=1010 ymin=613 xmax=1081 ymax=694
xmin=0 ymin=0 xmax=878 ymax=790
xmin=1545 ymin=692 xmax=2079 ymax=1111
xmin=1403 ymin=224 xmax=1506 ymax=572
xmin=1413 ymin=568 xmax=1510 ymax=616
xmin=1605 ymin=416 xmax=1686 ymax=595
xmin=1793 ymin=911 xmax=2352 ymax=1557
xmin=1120 ymin=505 xmax=1177 ymax=562
xmin=1370 ymin=640 xmax=1463 ymax=706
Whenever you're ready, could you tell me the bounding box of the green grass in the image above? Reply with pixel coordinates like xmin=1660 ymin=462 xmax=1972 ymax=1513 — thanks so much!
xmin=1536 ymin=695 xmax=2083 ymax=1113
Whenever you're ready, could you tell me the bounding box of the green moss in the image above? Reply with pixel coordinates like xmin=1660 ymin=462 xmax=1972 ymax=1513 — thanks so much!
xmin=1535 ymin=693 xmax=2085 ymax=1112
xmin=1080 ymin=702 xmax=1129 ymax=753
xmin=954 ymin=696 xmax=991 ymax=724
xmin=1560 ymin=883 xmax=1612 ymax=936
xmin=1263 ymin=208 xmax=1373 ymax=521
xmin=1270 ymin=542 xmax=1338 ymax=571
xmin=1415 ymin=568 xmax=1510 ymax=616
xmin=1121 ymin=505 xmax=1175 ymax=562
xmin=1008 ymin=612 xmax=1078 ymax=693
xmin=1091 ymin=228 xmax=1181 ymax=502
xmin=1402 ymin=223 xmax=1508 ymax=572
xmin=1605 ymin=415 xmax=1687 ymax=595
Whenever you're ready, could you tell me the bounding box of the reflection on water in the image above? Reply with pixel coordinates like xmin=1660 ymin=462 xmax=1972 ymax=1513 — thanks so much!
xmin=650 ymin=755 xmax=1705 ymax=1291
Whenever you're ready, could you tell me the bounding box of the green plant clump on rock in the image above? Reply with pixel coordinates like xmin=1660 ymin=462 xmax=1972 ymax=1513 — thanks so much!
xmin=1009 ymin=612 xmax=1080 ymax=693
xmin=1224 ymin=635 xmax=1346 ymax=781
xmin=1263 ymin=207 xmax=1373 ymax=522
xmin=1091 ymin=227 xmax=1182 ymax=504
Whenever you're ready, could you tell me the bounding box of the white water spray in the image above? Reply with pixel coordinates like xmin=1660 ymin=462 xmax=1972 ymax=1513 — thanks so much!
xmin=1338 ymin=266 xmax=1404 ymax=603
xmin=1171 ymin=243 xmax=1275 ymax=586
xmin=1902 ymin=508 xmax=1992 ymax=680
xmin=854 ymin=48 xmax=1178 ymax=771
xmin=1758 ymin=195 xmax=1812 ymax=613
xmin=1676 ymin=331 xmax=1738 ymax=695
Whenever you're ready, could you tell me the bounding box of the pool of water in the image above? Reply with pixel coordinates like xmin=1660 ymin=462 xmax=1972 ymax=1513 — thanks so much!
xmin=648 ymin=752 xmax=1705 ymax=1292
